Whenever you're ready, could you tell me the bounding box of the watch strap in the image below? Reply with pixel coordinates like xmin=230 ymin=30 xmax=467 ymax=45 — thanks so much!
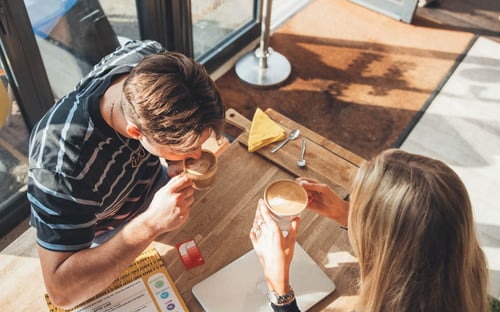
xmin=268 ymin=286 xmax=295 ymax=306
xmin=270 ymin=298 xmax=300 ymax=312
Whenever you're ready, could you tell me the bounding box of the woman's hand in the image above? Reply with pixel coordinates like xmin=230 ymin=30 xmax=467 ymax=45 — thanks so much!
xmin=249 ymin=199 xmax=299 ymax=295
xmin=296 ymin=177 xmax=349 ymax=226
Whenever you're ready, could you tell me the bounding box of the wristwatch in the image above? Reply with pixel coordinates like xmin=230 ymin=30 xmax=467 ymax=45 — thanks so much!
xmin=268 ymin=287 xmax=295 ymax=306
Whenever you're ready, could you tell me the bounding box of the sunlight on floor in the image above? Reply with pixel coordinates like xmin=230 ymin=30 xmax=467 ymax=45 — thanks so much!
xmin=324 ymin=250 xmax=358 ymax=269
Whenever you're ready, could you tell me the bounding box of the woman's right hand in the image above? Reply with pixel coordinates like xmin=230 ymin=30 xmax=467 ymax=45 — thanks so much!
xmin=296 ymin=177 xmax=349 ymax=226
xmin=249 ymin=199 xmax=298 ymax=295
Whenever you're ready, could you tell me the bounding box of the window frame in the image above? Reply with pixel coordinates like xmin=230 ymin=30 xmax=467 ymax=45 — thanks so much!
xmin=137 ymin=0 xmax=261 ymax=73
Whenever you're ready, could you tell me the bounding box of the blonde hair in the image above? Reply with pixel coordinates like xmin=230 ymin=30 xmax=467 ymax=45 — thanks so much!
xmin=348 ymin=149 xmax=488 ymax=312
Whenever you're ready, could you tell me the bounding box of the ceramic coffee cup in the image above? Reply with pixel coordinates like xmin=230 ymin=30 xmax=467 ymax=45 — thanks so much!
xmin=264 ymin=179 xmax=308 ymax=231
xmin=183 ymin=149 xmax=217 ymax=190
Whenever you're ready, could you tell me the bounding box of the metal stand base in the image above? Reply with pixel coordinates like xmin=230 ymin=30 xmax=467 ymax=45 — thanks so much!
xmin=235 ymin=49 xmax=291 ymax=87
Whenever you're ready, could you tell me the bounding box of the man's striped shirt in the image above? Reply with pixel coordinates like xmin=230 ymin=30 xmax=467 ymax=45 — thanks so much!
xmin=28 ymin=40 xmax=165 ymax=251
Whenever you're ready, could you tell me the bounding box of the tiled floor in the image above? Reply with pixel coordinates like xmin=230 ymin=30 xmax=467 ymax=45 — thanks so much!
xmin=401 ymin=36 xmax=500 ymax=299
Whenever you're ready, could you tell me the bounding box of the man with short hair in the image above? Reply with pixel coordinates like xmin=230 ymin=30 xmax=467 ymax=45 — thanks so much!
xmin=28 ymin=40 xmax=225 ymax=308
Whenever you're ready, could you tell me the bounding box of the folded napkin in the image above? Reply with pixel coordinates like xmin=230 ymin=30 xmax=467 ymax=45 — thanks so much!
xmin=248 ymin=108 xmax=286 ymax=152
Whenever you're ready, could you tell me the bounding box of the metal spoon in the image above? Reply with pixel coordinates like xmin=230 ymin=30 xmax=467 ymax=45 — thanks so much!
xmin=297 ymin=139 xmax=307 ymax=167
xmin=270 ymin=129 xmax=300 ymax=153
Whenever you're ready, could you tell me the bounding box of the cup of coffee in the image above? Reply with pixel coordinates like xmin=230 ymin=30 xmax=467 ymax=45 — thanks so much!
xmin=183 ymin=149 xmax=217 ymax=190
xmin=264 ymin=179 xmax=308 ymax=231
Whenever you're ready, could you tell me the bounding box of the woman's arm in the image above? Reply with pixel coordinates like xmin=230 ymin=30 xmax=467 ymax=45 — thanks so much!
xmin=249 ymin=200 xmax=301 ymax=311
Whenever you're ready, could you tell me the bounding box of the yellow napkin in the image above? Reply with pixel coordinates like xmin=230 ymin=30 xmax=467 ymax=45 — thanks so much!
xmin=248 ymin=108 xmax=286 ymax=152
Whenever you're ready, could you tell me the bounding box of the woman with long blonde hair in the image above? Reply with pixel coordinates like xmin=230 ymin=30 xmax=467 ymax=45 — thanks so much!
xmin=250 ymin=149 xmax=489 ymax=312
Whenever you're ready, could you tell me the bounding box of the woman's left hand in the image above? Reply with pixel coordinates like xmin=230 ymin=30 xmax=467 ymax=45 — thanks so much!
xmin=249 ymin=199 xmax=299 ymax=295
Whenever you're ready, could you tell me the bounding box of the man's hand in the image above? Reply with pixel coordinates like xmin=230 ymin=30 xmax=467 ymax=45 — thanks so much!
xmin=166 ymin=161 xmax=184 ymax=178
xmin=39 ymin=174 xmax=195 ymax=309
xmin=141 ymin=173 xmax=194 ymax=234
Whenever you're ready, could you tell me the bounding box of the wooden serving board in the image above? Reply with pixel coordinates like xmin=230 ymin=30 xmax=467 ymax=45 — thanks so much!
xmin=225 ymin=108 xmax=365 ymax=199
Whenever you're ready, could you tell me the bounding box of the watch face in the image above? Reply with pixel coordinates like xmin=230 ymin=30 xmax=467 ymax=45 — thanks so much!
xmin=268 ymin=291 xmax=279 ymax=304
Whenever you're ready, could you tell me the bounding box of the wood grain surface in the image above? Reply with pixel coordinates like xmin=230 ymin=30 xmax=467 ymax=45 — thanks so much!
xmin=152 ymin=111 xmax=363 ymax=311
xmin=0 ymin=111 xmax=363 ymax=311
xmin=152 ymin=143 xmax=360 ymax=311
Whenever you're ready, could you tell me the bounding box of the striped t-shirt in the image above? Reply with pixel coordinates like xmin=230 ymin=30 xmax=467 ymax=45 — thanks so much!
xmin=28 ymin=40 xmax=165 ymax=252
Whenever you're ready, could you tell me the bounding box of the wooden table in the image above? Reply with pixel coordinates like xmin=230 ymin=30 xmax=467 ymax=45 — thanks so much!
xmin=0 ymin=109 xmax=363 ymax=311
xmin=152 ymin=109 xmax=364 ymax=311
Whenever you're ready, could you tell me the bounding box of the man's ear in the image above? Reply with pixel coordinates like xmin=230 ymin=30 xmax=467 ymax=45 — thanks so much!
xmin=125 ymin=123 xmax=142 ymax=140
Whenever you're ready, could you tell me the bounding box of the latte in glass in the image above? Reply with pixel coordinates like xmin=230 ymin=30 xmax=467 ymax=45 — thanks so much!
xmin=184 ymin=150 xmax=217 ymax=190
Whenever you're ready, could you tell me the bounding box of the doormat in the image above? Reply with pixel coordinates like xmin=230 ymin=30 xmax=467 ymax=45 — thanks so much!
xmin=215 ymin=0 xmax=474 ymax=159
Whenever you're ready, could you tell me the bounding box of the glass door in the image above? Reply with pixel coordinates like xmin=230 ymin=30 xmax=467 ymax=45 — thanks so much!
xmin=190 ymin=0 xmax=309 ymax=72
xmin=0 ymin=0 xmax=54 ymax=237
xmin=132 ymin=0 xmax=261 ymax=73
xmin=24 ymin=0 xmax=262 ymax=96
xmin=0 ymin=59 xmax=30 ymax=237
xmin=192 ymin=0 xmax=257 ymax=60
xmin=25 ymin=0 xmax=141 ymax=99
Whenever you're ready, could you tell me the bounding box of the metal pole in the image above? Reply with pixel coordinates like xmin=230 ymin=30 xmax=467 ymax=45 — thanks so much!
xmin=235 ymin=0 xmax=291 ymax=87
xmin=258 ymin=0 xmax=272 ymax=68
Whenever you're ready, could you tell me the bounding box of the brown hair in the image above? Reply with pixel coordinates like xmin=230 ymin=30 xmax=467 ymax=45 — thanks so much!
xmin=122 ymin=51 xmax=225 ymax=152
xmin=348 ymin=149 xmax=488 ymax=312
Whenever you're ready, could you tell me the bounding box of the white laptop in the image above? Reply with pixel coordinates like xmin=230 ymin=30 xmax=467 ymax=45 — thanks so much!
xmin=192 ymin=242 xmax=336 ymax=311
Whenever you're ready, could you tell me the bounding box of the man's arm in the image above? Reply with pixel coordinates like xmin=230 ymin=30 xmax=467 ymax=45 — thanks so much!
xmin=39 ymin=174 xmax=194 ymax=309
xmin=38 ymin=212 xmax=157 ymax=308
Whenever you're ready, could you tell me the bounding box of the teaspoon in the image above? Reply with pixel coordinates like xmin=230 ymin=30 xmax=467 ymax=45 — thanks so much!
xmin=297 ymin=139 xmax=307 ymax=167
xmin=270 ymin=129 xmax=300 ymax=153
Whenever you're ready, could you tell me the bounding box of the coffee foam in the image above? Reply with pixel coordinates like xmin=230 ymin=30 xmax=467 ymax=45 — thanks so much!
xmin=186 ymin=158 xmax=211 ymax=173
xmin=185 ymin=151 xmax=215 ymax=175
xmin=265 ymin=180 xmax=307 ymax=215
xmin=268 ymin=196 xmax=306 ymax=214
